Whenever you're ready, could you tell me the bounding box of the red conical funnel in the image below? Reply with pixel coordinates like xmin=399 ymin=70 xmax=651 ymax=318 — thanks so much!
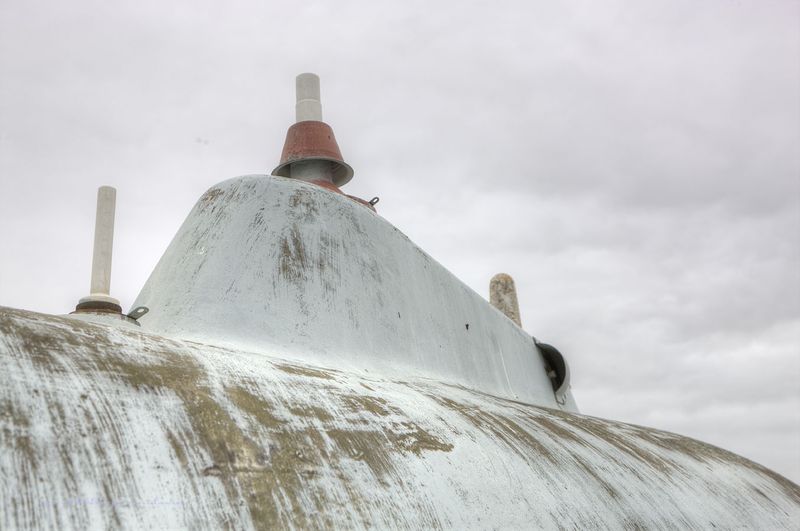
xmin=272 ymin=121 xmax=354 ymax=186
xmin=272 ymin=73 xmax=354 ymax=187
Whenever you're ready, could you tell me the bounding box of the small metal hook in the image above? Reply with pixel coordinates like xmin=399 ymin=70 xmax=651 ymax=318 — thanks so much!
xmin=369 ymin=197 xmax=380 ymax=206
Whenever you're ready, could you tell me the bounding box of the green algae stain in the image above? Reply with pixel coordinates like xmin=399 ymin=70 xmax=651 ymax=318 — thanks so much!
xmin=392 ymin=422 xmax=454 ymax=456
xmin=1 ymin=308 xmax=453 ymax=529
xmin=274 ymin=363 xmax=337 ymax=380
xmin=287 ymin=405 xmax=334 ymax=423
xmin=0 ymin=399 xmax=36 ymax=476
xmin=225 ymin=385 xmax=284 ymax=429
xmin=342 ymin=394 xmax=393 ymax=417
xmin=2 ymin=312 xmax=309 ymax=529
xmin=429 ymin=395 xmax=554 ymax=466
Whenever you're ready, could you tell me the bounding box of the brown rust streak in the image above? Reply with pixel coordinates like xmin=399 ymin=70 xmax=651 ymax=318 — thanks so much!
xmin=0 ymin=399 xmax=35 ymax=467
xmin=342 ymin=394 xmax=393 ymax=417
xmin=560 ymin=413 xmax=677 ymax=473
xmin=227 ymin=384 xmax=451 ymax=526
xmin=224 ymin=384 xmax=337 ymax=527
xmin=0 ymin=397 xmax=43 ymax=527
xmin=165 ymin=430 xmax=189 ymax=468
xmin=429 ymin=395 xmax=554 ymax=465
xmin=471 ymin=394 xmax=678 ymax=474
xmin=287 ymin=405 xmax=334 ymax=423
xmin=623 ymin=422 xmax=800 ymax=504
xmin=274 ymin=363 xmax=337 ymax=380
xmin=278 ymin=226 xmax=309 ymax=283
xmin=428 ymin=391 xmax=671 ymax=504
xmin=288 ymin=188 xmax=320 ymax=222
xmin=325 ymin=429 xmax=395 ymax=480
xmin=0 ymin=310 xmax=323 ymax=529
xmin=1 ymin=317 xmax=131 ymax=527
xmin=1 ymin=308 xmax=454 ymax=528
xmin=526 ymin=415 xmax=621 ymax=499
xmin=277 ymin=190 xmax=322 ymax=283
xmin=99 ymin=358 xmax=305 ymax=528
xmin=467 ymin=387 xmax=800 ymax=505
xmin=197 ymin=188 xmax=225 ymax=211
xmin=391 ymin=422 xmax=454 ymax=456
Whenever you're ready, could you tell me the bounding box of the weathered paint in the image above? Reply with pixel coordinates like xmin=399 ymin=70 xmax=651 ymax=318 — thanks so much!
xmin=288 ymin=178 xmax=377 ymax=213
xmin=1 ymin=306 xmax=798 ymax=529
xmin=133 ymin=175 xmax=576 ymax=412
xmin=273 ymin=122 xmax=353 ymax=186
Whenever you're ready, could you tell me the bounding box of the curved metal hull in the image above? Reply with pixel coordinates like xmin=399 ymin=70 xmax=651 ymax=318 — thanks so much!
xmin=2 ymin=307 xmax=797 ymax=529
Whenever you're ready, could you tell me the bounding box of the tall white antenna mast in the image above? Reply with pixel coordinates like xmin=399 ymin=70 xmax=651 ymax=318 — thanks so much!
xmin=75 ymin=186 xmax=122 ymax=313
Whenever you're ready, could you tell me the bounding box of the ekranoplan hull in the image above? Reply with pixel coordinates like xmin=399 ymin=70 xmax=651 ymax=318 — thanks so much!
xmin=2 ymin=307 xmax=798 ymax=529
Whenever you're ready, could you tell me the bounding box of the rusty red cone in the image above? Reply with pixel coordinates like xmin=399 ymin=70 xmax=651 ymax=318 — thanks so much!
xmin=272 ymin=121 xmax=354 ymax=187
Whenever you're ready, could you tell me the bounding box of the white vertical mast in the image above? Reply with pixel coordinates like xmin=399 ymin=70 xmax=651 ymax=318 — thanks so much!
xmin=77 ymin=186 xmax=121 ymax=312
xmin=295 ymin=73 xmax=322 ymax=122
xmin=90 ymin=186 xmax=116 ymax=296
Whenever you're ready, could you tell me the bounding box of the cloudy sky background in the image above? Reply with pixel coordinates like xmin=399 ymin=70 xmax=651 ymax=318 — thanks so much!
xmin=1 ymin=1 xmax=798 ymax=482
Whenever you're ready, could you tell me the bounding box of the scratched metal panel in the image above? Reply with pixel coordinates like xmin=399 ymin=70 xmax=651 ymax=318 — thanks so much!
xmin=2 ymin=307 xmax=798 ymax=530
xmin=131 ymin=175 xmax=575 ymax=411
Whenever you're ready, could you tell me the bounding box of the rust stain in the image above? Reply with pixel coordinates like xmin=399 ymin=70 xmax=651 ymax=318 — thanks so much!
xmin=1 ymin=399 xmax=33 ymax=461
xmin=274 ymin=363 xmax=337 ymax=381
xmin=288 ymin=188 xmax=320 ymax=222
xmin=392 ymin=422 xmax=454 ymax=456
xmin=225 ymin=386 xmax=285 ymax=430
xmin=165 ymin=430 xmax=189 ymax=468
xmin=250 ymin=209 xmax=265 ymax=228
xmin=198 ymin=188 xmax=225 ymax=210
xmin=325 ymin=429 xmax=395 ymax=479
xmin=429 ymin=395 xmax=555 ymax=465
xmin=278 ymin=226 xmax=309 ymax=283
xmin=287 ymin=405 xmax=335 ymax=423
xmin=0 ymin=308 xmax=454 ymax=528
xmin=2 ymin=307 xmax=799 ymax=529
xmin=342 ymin=394 xmax=393 ymax=417
xmin=2 ymin=313 xmax=319 ymax=528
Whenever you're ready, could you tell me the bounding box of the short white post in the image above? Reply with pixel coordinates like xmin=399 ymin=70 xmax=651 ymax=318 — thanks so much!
xmin=490 ymin=273 xmax=522 ymax=327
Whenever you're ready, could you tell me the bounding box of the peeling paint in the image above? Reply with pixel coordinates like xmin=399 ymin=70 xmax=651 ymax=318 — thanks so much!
xmin=275 ymin=363 xmax=337 ymax=381
xmin=132 ymin=175 xmax=577 ymax=412
xmin=1 ymin=306 xmax=799 ymax=529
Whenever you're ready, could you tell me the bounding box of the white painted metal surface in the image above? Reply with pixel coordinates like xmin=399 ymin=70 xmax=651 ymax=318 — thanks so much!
xmin=132 ymin=175 xmax=576 ymax=411
xmin=1 ymin=306 xmax=798 ymax=530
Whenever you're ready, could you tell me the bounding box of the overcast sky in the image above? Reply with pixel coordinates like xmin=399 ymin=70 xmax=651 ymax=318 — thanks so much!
xmin=1 ymin=0 xmax=798 ymax=483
